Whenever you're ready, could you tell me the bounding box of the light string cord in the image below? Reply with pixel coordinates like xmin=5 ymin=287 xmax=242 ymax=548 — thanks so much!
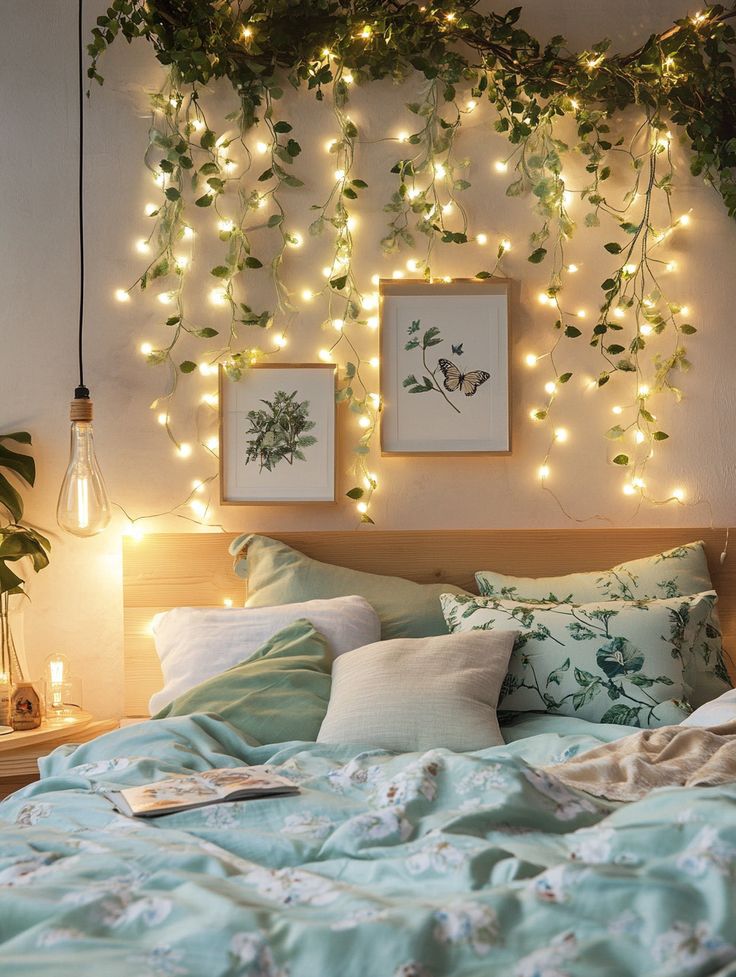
xmin=77 ymin=0 xmax=87 ymax=395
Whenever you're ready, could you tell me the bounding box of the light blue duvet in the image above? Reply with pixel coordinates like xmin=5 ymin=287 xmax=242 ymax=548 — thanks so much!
xmin=1 ymin=713 xmax=735 ymax=977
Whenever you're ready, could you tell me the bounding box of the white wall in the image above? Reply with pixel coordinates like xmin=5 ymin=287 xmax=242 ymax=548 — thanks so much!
xmin=2 ymin=0 xmax=734 ymax=719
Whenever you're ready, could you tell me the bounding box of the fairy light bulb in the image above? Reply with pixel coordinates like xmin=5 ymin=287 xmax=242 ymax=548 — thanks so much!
xmin=638 ymin=384 xmax=650 ymax=398
xmin=666 ymin=261 xmax=677 ymax=273
xmin=544 ymin=381 xmax=557 ymax=395
xmin=174 ymin=255 xmax=189 ymax=270
xmin=434 ymin=162 xmax=447 ymax=179
xmin=318 ymin=348 xmax=332 ymax=362
xmin=525 ymin=353 xmax=538 ymax=367
xmin=538 ymin=293 xmax=549 ymax=305
xmin=201 ymin=393 xmax=218 ymax=406
xmin=256 ymin=141 xmax=269 ymax=155
xmin=274 ymin=333 xmax=288 ymax=348
xmin=367 ymin=316 xmax=379 ymax=330
xmin=634 ymin=430 xmax=646 ymax=444
xmin=223 ymin=598 xmax=234 ymax=608
xmin=182 ymin=226 xmax=194 ymax=240
xmin=135 ymin=238 xmax=150 ymax=254
xmin=343 ymin=72 xmax=354 ymax=85
xmin=324 ymin=138 xmax=337 ymax=153
xmin=466 ymin=99 xmax=477 ymax=111
xmin=157 ymin=291 xmax=174 ymax=305
xmin=206 ymin=436 xmax=219 ymax=452
xmin=334 ymin=168 xmax=346 ymax=181
xmin=218 ymin=219 xmax=235 ymax=233
xmin=332 ymin=318 xmax=344 ymax=332
xmin=177 ymin=443 xmax=192 ymax=459
xmin=567 ymin=263 xmax=578 ymax=273
xmin=554 ymin=428 xmax=568 ymax=443
xmin=538 ymin=465 xmax=550 ymax=480
xmin=210 ymin=287 xmax=227 ymax=306
xmin=392 ymin=270 xmax=405 ymax=280
xmin=144 ymin=202 xmax=157 ymax=216
xmin=190 ymin=119 xmax=205 ymax=133
xmin=358 ymin=416 xmax=371 ymax=429
xmin=157 ymin=412 xmax=168 ymax=426
xmin=632 ymin=477 xmax=645 ymax=490
xmin=114 ymin=289 xmax=130 ymax=303
xmin=678 ymin=214 xmax=691 ymax=227
xmin=476 ymin=233 xmax=488 ymax=245
xmin=500 ymin=239 xmax=511 ymax=252
xmin=369 ymin=357 xmax=379 ymax=368
xmin=190 ymin=499 xmax=207 ymax=519
xmin=612 ymin=405 xmax=623 ymax=415
xmin=301 ymin=288 xmax=314 ymax=302
xmin=623 ymin=263 xmax=637 ymax=276
xmin=494 ymin=160 xmax=508 ymax=173
xmin=614 ymin=308 xmax=625 ymax=319
xmin=57 ymin=394 xmax=111 ymax=537
xmin=623 ymin=483 xmax=635 ymax=496
xmin=576 ymin=309 xmax=586 ymax=319
xmin=288 ymin=232 xmax=303 ymax=248
xmin=357 ymin=502 xmax=368 ymax=514
xmin=139 ymin=342 xmax=153 ymax=356
xmin=640 ymin=324 xmax=653 ymax=336
xmin=397 ymin=131 xmax=409 ymax=143
xmin=672 ymin=487 xmax=686 ymax=502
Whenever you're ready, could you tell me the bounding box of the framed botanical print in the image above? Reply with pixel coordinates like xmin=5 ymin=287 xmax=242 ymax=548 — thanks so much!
xmin=379 ymin=278 xmax=511 ymax=455
xmin=219 ymin=363 xmax=336 ymax=504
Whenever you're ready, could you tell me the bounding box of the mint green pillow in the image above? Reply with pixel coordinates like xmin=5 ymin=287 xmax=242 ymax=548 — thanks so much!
xmin=153 ymin=619 xmax=332 ymax=745
xmin=229 ymin=533 xmax=471 ymax=640
xmin=441 ymin=591 xmax=717 ymax=728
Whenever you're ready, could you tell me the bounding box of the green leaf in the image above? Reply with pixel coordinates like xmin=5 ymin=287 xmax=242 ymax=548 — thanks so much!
xmin=179 ymin=360 xmax=197 ymax=374
xmin=546 ymin=658 xmax=570 ymax=686
xmin=0 ymin=445 xmax=35 ymax=487
xmin=0 ymin=561 xmax=24 ymax=597
xmin=528 ymin=247 xmax=547 ymax=264
xmin=0 ymin=432 xmax=31 ymax=445
xmin=558 ymin=372 xmax=572 ymax=383
xmin=195 ymin=194 xmax=213 ymax=207
xmin=273 ymin=121 xmax=292 ymax=133
xmin=194 ymin=327 xmax=218 ymax=338
xmin=680 ymin=324 xmax=697 ymax=334
xmin=164 ymin=187 xmax=181 ymax=201
xmin=652 ymin=431 xmax=669 ymax=440
xmin=245 ymin=256 xmax=263 ymax=269
xmin=564 ymin=325 xmax=582 ymax=338
xmin=604 ymin=242 xmax=622 ymax=254
xmin=0 ymin=472 xmax=23 ymax=522
xmin=346 ymin=487 xmax=364 ymax=500
xmin=612 ymin=453 xmax=629 ymax=466
xmin=599 ymin=704 xmax=642 ymax=726
xmin=211 ymin=265 xmax=231 ymax=278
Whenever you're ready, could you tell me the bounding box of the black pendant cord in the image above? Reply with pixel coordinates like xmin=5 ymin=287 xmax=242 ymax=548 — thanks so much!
xmin=76 ymin=0 xmax=89 ymax=401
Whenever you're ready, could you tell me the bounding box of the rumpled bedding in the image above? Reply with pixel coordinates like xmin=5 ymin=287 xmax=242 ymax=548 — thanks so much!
xmin=543 ymin=719 xmax=736 ymax=801
xmin=1 ymin=713 xmax=736 ymax=977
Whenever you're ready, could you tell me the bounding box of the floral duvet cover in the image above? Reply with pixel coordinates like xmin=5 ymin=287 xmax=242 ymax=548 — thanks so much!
xmin=1 ymin=713 xmax=735 ymax=977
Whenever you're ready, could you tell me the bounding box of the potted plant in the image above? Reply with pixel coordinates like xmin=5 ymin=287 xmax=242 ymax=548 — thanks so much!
xmin=0 ymin=432 xmax=50 ymax=685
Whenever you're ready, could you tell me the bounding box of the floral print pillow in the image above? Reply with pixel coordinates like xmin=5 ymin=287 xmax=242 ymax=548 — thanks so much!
xmin=475 ymin=542 xmax=731 ymax=708
xmin=440 ymin=591 xmax=717 ymax=728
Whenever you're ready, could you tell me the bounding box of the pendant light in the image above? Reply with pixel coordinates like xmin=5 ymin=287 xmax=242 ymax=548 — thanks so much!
xmin=57 ymin=0 xmax=111 ymax=537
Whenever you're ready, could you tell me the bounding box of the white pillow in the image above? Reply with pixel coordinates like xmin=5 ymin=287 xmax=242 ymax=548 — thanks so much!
xmin=149 ymin=595 xmax=381 ymax=715
xmin=681 ymin=689 xmax=736 ymax=727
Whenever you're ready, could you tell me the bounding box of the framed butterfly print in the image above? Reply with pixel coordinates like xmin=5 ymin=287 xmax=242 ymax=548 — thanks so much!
xmin=379 ymin=278 xmax=511 ymax=455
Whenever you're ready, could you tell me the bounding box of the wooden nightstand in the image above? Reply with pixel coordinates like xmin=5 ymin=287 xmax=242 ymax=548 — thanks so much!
xmin=0 ymin=711 xmax=118 ymax=800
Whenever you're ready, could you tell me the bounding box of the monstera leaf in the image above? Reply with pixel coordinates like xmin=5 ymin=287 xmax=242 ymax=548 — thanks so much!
xmin=596 ymin=637 xmax=645 ymax=678
xmin=0 ymin=431 xmax=34 ymax=523
xmin=0 ymin=433 xmax=49 ymax=599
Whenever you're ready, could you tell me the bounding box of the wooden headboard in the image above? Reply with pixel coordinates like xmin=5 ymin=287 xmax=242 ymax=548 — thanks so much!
xmin=123 ymin=529 xmax=735 ymax=717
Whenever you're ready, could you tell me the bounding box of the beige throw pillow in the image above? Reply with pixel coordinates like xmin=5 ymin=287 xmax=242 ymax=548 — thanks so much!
xmin=316 ymin=630 xmax=518 ymax=753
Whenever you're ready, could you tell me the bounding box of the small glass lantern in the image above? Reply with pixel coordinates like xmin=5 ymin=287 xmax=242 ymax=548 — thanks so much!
xmin=44 ymin=654 xmax=82 ymax=718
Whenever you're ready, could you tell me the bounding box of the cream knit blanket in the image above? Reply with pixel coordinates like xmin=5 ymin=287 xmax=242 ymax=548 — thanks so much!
xmin=542 ymin=720 xmax=736 ymax=802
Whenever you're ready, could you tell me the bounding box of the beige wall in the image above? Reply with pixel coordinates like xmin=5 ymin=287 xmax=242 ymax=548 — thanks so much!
xmin=2 ymin=0 xmax=734 ymax=718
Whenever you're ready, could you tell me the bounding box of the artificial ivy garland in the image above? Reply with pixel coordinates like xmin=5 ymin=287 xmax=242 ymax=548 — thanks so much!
xmin=91 ymin=2 xmax=736 ymax=523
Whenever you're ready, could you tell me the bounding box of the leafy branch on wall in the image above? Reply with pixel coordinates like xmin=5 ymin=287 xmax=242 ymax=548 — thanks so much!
xmin=91 ymin=1 xmax=736 ymax=522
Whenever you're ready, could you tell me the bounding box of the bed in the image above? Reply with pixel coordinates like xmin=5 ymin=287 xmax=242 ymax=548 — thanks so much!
xmin=1 ymin=529 xmax=735 ymax=976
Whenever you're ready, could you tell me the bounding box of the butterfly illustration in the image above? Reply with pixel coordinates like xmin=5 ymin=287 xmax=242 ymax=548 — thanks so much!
xmin=438 ymin=358 xmax=490 ymax=396
xmin=451 ymin=343 xmax=464 ymax=356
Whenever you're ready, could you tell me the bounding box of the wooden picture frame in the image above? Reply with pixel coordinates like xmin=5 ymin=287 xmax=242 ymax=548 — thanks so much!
xmin=379 ymin=278 xmax=511 ymax=455
xmin=219 ymin=363 xmax=337 ymax=505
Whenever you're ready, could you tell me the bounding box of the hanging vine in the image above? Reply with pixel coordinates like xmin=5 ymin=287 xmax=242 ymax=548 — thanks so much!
xmin=90 ymin=1 xmax=736 ymax=525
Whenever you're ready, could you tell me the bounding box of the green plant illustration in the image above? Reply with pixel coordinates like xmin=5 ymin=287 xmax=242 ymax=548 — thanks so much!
xmin=0 ymin=432 xmax=51 ymax=683
xmin=244 ymin=390 xmax=317 ymax=473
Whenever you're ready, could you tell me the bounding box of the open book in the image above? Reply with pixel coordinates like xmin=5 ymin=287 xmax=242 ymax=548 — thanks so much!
xmin=106 ymin=765 xmax=299 ymax=818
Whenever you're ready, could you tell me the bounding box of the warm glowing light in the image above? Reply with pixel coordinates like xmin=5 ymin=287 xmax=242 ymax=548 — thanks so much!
xmin=371 ymin=274 xmax=380 ymax=287
xmin=301 ymin=288 xmax=314 ymax=302
xmin=201 ymin=393 xmax=218 ymax=406
xmin=612 ymin=405 xmax=623 ymax=415
xmin=324 ymin=138 xmax=338 ymax=153
xmin=343 ymin=72 xmax=354 ymax=85
xmin=476 ymin=233 xmax=488 ymax=246
xmin=672 ymin=487 xmax=686 ymax=502
xmin=332 ymin=318 xmax=344 ymax=332
xmin=174 ymin=255 xmax=189 ymax=270
xmin=190 ymin=119 xmax=205 ymax=133
xmin=640 ymin=324 xmax=653 ymax=336
xmin=206 ymin=436 xmax=219 ymax=452
xmin=405 ymin=258 xmax=420 ymax=273
xmin=192 ymin=479 xmax=205 ymax=494
xmin=567 ymin=263 xmax=578 ymax=273
xmin=210 ymin=287 xmax=227 ymax=306
xmin=525 ymin=353 xmax=538 ymax=367
xmin=360 ymin=24 xmax=372 ymax=38
xmin=614 ymin=308 xmax=625 ymax=319
xmin=638 ymin=384 xmax=650 ymax=398
xmin=177 ymin=443 xmax=192 ymax=459
xmin=126 ymin=522 xmax=145 ymax=542
xmin=157 ymin=412 xmax=168 ymax=426
xmin=666 ymin=261 xmax=677 ymax=273
xmin=466 ymin=99 xmax=477 ymax=111
xmin=274 ymin=333 xmax=288 ymax=348
xmin=153 ymin=171 xmax=166 ymax=187
xmin=406 ymin=187 xmax=420 ymax=200
xmin=434 ymin=162 xmax=447 ymax=179
xmin=363 ymin=292 xmax=379 ymax=309
xmin=346 ymin=216 xmax=358 ymax=232
xmin=224 ymin=160 xmax=237 ymax=174
xmin=135 ymin=238 xmax=151 ymax=254
xmin=538 ymin=293 xmax=550 ymax=306
xmin=182 ymin=226 xmax=194 ymax=240
xmin=199 ymin=362 xmax=217 ymax=377
xmin=441 ymin=202 xmax=453 ymax=215
xmin=554 ymin=428 xmax=568 ymax=443
xmin=576 ymin=309 xmax=586 ymax=319
xmin=139 ymin=342 xmax=153 ymax=356
xmin=634 ymin=430 xmax=646 ymax=444
xmin=544 ymin=381 xmax=557 ymax=395
xmin=115 ymin=288 xmax=130 ymax=303
xmin=357 ymin=501 xmax=368 ymax=514
xmin=318 ymin=348 xmax=332 ymax=362
xmin=190 ymin=499 xmax=207 ymax=519
xmin=334 ymin=168 xmax=346 ymax=181
xmin=397 ymin=131 xmax=409 ymax=143
xmin=632 ymin=477 xmax=646 ymax=489
xmin=256 ymin=141 xmax=269 ymax=154
xmin=368 ymin=393 xmax=380 ymax=408
xmin=623 ymin=483 xmax=635 ymax=496
xmin=218 ymin=219 xmax=235 ymax=233
xmin=358 ymin=416 xmax=371 ymax=429
xmin=288 ymin=232 xmax=303 ymax=248
xmin=392 ymin=270 xmax=405 ymax=280
xmin=144 ymin=202 xmax=158 ymax=217
xmin=367 ymin=315 xmax=379 ymax=330
xmin=157 ymin=291 xmax=174 ymax=305
xmin=494 ymin=160 xmax=508 ymax=173
xmin=501 ymin=238 xmax=511 ymax=252
xmin=623 ymin=263 xmax=637 ymax=276
xmin=680 ymin=305 xmax=691 ymax=316
xmin=242 ymin=26 xmax=253 ymax=39
xmin=538 ymin=465 xmax=550 ymax=480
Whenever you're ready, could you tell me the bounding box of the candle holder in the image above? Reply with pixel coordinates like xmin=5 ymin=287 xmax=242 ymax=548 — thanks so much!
xmin=43 ymin=654 xmax=83 ymax=718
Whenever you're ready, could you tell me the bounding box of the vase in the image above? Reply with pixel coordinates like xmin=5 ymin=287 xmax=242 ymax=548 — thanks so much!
xmin=11 ymin=682 xmax=42 ymax=730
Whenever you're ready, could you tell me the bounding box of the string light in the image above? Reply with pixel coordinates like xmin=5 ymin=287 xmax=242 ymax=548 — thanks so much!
xmin=343 ymin=72 xmax=354 ymax=85
xmin=256 ymin=141 xmax=269 ymax=154
xmin=576 ymin=309 xmax=586 ymax=319
xmin=139 ymin=342 xmax=153 ymax=356
xmin=623 ymin=483 xmax=636 ymax=496
xmin=494 ymin=160 xmax=508 ymax=173
xmin=554 ymin=428 xmax=568 ymax=443
xmin=466 ymin=99 xmax=477 ymax=111
xmin=177 ymin=443 xmax=192 ymax=459
xmin=201 ymin=393 xmax=218 ymax=406
xmin=638 ymin=384 xmax=650 ymax=398
xmin=614 ymin=308 xmax=625 ymax=319
xmin=242 ymin=26 xmax=253 ymax=39
xmin=538 ymin=293 xmax=550 ymax=305
xmin=210 ymin=287 xmax=227 ymax=306
xmin=567 ymin=263 xmax=578 ymax=273
xmin=205 ymin=436 xmax=219 ymax=452
xmin=538 ymin=465 xmax=550 ymax=480
xmin=612 ymin=405 xmax=623 ymax=415
xmin=476 ymin=233 xmax=488 ymax=245
xmin=367 ymin=316 xmax=379 ymax=330
xmin=672 ymin=487 xmax=686 ymax=502
xmin=357 ymin=501 xmax=368 ymax=514
xmin=525 ymin=353 xmax=538 ymax=367
xmin=500 ymin=239 xmax=511 ymax=252
xmin=174 ymin=255 xmax=189 ymax=270
xmin=217 ymin=219 xmax=235 ymax=233
xmin=135 ymin=238 xmax=151 ymax=254
xmin=182 ymin=226 xmax=194 ymax=240
xmin=397 ymin=131 xmax=409 ymax=143
xmin=544 ymin=381 xmax=556 ymax=394
xmin=199 ymin=362 xmax=217 ymax=377
xmin=144 ymin=202 xmax=158 ymax=216
xmin=332 ymin=318 xmax=344 ymax=331
xmin=640 ymin=324 xmax=653 ymax=336
xmin=301 ymin=288 xmax=314 ymax=302
xmin=371 ymin=274 xmax=380 ymax=286
xmin=273 ymin=333 xmax=288 ymax=348
xmin=369 ymin=357 xmax=380 ymax=368
xmin=223 ymin=598 xmax=234 ymax=608
xmin=190 ymin=499 xmax=207 ymax=518
xmin=318 ymin=348 xmax=332 ymax=362
xmin=287 ymin=232 xmax=304 ymax=248
xmin=157 ymin=291 xmax=174 ymax=305
xmin=666 ymin=260 xmax=677 ymax=273
xmin=358 ymin=416 xmax=371 ymax=429
xmin=115 ymin=288 xmax=130 ymax=302
xmin=634 ymin=430 xmax=646 ymax=444
xmin=190 ymin=119 xmax=205 ymax=133
xmin=157 ymin=412 xmax=168 ymax=426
